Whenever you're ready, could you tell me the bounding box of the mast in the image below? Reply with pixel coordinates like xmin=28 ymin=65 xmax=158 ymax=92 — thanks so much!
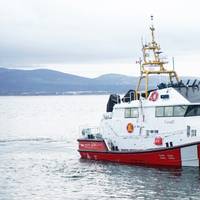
xmin=136 ymin=16 xmax=179 ymax=99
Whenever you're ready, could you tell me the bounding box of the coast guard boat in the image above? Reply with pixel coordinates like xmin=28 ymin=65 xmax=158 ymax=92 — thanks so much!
xmin=78 ymin=17 xmax=200 ymax=167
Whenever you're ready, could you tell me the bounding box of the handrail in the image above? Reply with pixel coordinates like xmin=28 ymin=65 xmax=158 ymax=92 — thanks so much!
xmin=79 ymin=125 xmax=100 ymax=137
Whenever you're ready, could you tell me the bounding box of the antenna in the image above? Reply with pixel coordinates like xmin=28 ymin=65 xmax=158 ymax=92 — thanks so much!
xmin=150 ymin=15 xmax=154 ymax=24
xmin=136 ymin=16 xmax=179 ymax=99
xmin=141 ymin=36 xmax=144 ymax=47
xmin=150 ymin=15 xmax=155 ymax=44
xmin=172 ymin=57 xmax=175 ymax=71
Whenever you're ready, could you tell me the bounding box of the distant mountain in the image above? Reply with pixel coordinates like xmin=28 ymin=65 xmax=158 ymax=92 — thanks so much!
xmin=94 ymin=74 xmax=138 ymax=85
xmin=0 ymin=67 xmax=199 ymax=95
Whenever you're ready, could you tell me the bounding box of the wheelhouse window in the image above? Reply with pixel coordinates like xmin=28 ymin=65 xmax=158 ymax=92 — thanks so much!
xmin=156 ymin=105 xmax=188 ymax=117
xmin=174 ymin=105 xmax=187 ymax=116
xmin=164 ymin=106 xmax=173 ymax=117
xmin=156 ymin=107 xmax=164 ymax=117
xmin=185 ymin=105 xmax=200 ymax=117
xmin=124 ymin=108 xmax=138 ymax=118
xmin=198 ymin=106 xmax=200 ymax=116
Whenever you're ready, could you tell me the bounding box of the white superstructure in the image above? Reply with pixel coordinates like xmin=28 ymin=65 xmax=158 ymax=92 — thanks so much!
xmin=100 ymin=87 xmax=200 ymax=151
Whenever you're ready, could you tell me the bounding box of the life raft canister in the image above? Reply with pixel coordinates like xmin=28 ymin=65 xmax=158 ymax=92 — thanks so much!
xmin=154 ymin=136 xmax=163 ymax=145
xmin=149 ymin=91 xmax=159 ymax=102
xmin=127 ymin=123 xmax=134 ymax=133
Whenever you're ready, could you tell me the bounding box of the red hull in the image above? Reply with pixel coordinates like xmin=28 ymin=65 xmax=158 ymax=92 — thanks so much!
xmin=78 ymin=139 xmax=200 ymax=167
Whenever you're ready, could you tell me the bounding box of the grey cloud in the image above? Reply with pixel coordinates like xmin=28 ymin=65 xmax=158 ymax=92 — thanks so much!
xmin=0 ymin=0 xmax=200 ymax=69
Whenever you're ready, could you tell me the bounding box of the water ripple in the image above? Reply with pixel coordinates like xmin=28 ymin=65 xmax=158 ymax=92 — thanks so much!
xmin=0 ymin=96 xmax=200 ymax=199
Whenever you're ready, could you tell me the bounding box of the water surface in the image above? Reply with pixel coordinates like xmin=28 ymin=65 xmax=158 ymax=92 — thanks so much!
xmin=0 ymin=96 xmax=200 ymax=200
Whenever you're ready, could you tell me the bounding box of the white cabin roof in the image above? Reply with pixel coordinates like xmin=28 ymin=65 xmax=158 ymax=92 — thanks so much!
xmin=114 ymin=87 xmax=191 ymax=109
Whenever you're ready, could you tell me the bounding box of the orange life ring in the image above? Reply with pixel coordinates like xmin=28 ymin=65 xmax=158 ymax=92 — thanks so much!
xmin=149 ymin=91 xmax=159 ymax=102
xmin=127 ymin=123 xmax=134 ymax=133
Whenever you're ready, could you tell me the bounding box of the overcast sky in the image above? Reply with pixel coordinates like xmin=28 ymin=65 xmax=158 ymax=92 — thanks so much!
xmin=0 ymin=0 xmax=200 ymax=77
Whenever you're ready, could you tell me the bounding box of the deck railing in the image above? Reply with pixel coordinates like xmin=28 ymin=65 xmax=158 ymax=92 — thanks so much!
xmin=79 ymin=125 xmax=102 ymax=139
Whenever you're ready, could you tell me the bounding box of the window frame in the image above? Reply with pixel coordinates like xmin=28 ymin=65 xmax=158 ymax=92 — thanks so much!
xmin=155 ymin=106 xmax=164 ymax=117
xmin=164 ymin=106 xmax=173 ymax=117
xmin=173 ymin=105 xmax=188 ymax=117
xmin=124 ymin=107 xmax=139 ymax=118
xmin=155 ymin=105 xmax=190 ymax=118
xmin=185 ymin=105 xmax=200 ymax=117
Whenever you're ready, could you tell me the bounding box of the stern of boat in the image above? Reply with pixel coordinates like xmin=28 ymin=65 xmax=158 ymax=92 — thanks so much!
xmin=77 ymin=126 xmax=108 ymax=158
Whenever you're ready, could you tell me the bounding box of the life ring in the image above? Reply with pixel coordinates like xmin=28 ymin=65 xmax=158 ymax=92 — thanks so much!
xmin=149 ymin=91 xmax=159 ymax=102
xmin=127 ymin=123 xmax=134 ymax=133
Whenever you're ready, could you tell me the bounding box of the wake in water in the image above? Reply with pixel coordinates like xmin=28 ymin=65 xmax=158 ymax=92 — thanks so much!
xmin=0 ymin=137 xmax=54 ymax=143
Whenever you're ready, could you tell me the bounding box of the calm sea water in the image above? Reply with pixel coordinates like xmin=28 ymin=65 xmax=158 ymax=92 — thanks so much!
xmin=0 ymin=95 xmax=200 ymax=200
